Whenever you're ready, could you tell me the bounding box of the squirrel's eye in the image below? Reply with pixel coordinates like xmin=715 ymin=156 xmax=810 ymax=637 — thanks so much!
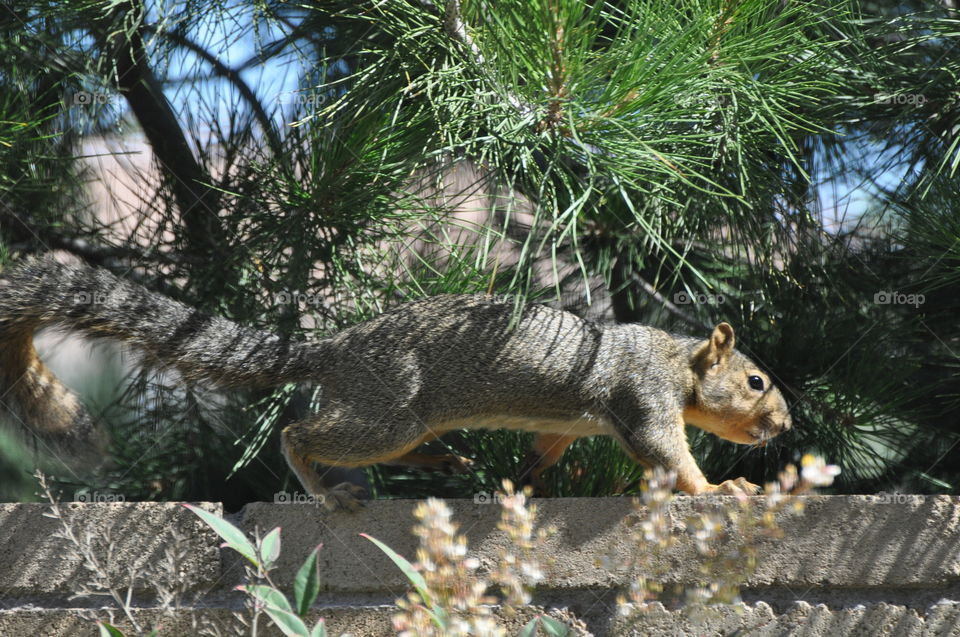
xmin=748 ymin=375 xmax=764 ymax=391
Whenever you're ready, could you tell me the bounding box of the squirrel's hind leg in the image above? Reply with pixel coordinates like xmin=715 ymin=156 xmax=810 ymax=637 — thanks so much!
xmin=280 ymin=436 xmax=367 ymax=512
xmin=279 ymin=404 xmax=432 ymax=511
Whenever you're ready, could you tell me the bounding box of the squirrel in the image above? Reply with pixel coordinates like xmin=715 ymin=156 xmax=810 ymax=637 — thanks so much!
xmin=0 ymin=254 xmax=791 ymax=510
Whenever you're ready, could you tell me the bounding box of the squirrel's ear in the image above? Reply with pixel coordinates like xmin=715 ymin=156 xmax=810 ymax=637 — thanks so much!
xmin=705 ymin=323 xmax=735 ymax=365
xmin=693 ymin=323 xmax=736 ymax=371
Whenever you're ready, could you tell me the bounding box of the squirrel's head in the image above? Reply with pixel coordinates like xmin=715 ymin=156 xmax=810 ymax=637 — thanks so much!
xmin=683 ymin=323 xmax=792 ymax=445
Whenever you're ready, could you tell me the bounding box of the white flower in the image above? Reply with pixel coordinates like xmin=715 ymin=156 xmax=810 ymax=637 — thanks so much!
xmin=520 ymin=562 xmax=544 ymax=582
xmin=800 ymin=454 xmax=841 ymax=486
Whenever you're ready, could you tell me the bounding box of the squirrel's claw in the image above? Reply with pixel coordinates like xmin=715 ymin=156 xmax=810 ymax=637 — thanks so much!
xmin=708 ymin=477 xmax=761 ymax=495
xmin=439 ymin=455 xmax=474 ymax=475
xmin=323 ymin=482 xmax=368 ymax=512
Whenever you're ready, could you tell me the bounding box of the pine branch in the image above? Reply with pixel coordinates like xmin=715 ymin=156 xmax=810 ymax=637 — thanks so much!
xmin=101 ymin=1 xmax=227 ymax=272
xmin=147 ymin=25 xmax=285 ymax=161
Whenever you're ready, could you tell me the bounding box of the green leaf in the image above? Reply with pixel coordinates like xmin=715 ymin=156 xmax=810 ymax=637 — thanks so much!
xmin=184 ymin=504 xmax=259 ymax=568
xmin=518 ymin=615 xmax=571 ymax=637
xmin=97 ymin=622 xmax=126 ymax=637
xmin=259 ymin=527 xmax=282 ymax=570
xmin=311 ymin=618 xmax=328 ymax=637
xmin=294 ymin=544 xmax=323 ymax=617
xmin=262 ymin=606 xmax=312 ymax=637
xmin=538 ymin=615 xmax=571 ymax=636
xmin=517 ymin=617 xmax=540 ymax=637
xmin=360 ymin=533 xmax=432 ymax=607
xmin=238 ymin=584 xmax=295 ymax=615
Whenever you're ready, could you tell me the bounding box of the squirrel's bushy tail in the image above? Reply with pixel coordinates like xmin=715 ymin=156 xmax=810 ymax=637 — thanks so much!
xmin=0 ymin=254 xmax=318 ymax=453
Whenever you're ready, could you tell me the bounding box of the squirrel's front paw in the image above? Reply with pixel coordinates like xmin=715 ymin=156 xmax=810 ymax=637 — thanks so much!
xmin=322 ymin=482 xmax=367 ymax=512
xmin=439 ymin=455 xmax=474 ymax=475
xmin=708 ymin=477 xmax=761 ymax=495
xmin=417 ymin=453 xmax=474 ymax=475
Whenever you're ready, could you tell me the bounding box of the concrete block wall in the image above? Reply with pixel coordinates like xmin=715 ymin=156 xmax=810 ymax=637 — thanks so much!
xmin=0 ymin=496 xmax=958 ymax=636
